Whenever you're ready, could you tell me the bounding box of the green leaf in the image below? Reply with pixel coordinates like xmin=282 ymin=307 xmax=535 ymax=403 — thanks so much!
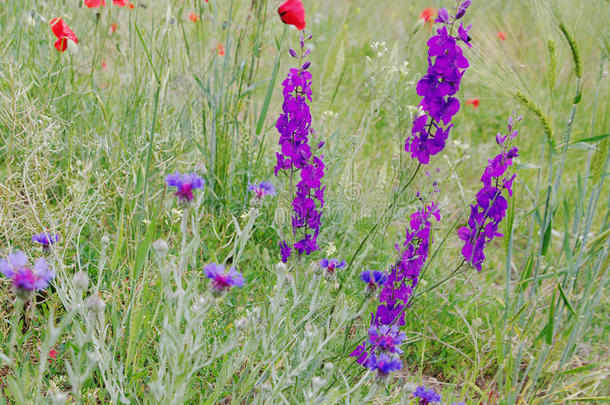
xmin=542 ymin=219 xmax=553 ymax=256
xmin=557 ymin=282 xmax=576 ymax=317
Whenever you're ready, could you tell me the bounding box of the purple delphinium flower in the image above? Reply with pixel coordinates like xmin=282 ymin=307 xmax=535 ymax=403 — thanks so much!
xmin=248 ymin=181 xmax=276 ymax=199
xmin=406 ymin=1 xmax=472 ymax=165
xmin=351 ymin=201 xmax=441 ymax=371
xmin=365 ymin=353 xmax=402 ymax=377
xmin=319 ymin=258 xmax=346 ymax=275
xmin=0 ymin=251 xmax=55 ymax=292
xmin=32 ymin=232 xmax=60 ymax=252
xmin=203 ymin=263 xmax=244 ymax=292
xmin=413 ymin=386 xmax=442 ymax=404
xmin=275 ymin=34 xmax=325 ymax=261
xmin=360 ymin=270 xmax=387 ymax=290
xmin=458 ymin=115 xmax=520 ymax=271
xmin=166 ymin=172 xmax=205 ymax=203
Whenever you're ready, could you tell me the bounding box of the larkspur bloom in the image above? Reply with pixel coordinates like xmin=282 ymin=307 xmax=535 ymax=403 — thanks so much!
xmin=50 ymin=17 xmax=78 ymax=52
xmin=319 ymin=258 xmax=346 ymax=275
xmin=248 ymin=181 xmax=276 ymax=199
xmin=365 ymin=353 xmax=402 ymax=377
xmin=166 ymin=172 xmax=204 ymax=203
xmin=458 ymin=115 xmax=520 ymax=271
xmin=406 ymin=1 xmax=472 ymax=164
xmin=351 ymin=201 xmax=440 ymax=370
xmin=278 ymin=0 xmax=306 ymax=30
xmin=203 ymin=263 xmax=244 ymax=292
xmin=0 ymin=251 xmax=55 ymax=292
xmin=279 ymin=241 xmax=292 ymax=263
xmin=32 ymin=232 xmax=60 ymax=251
xmin=413 ymin=386 xmax=442 ymax=404
xmin=275 ymin=34 xmax=325 ymax=261
xmin=360 ymin=270 xmax=387 ymax=290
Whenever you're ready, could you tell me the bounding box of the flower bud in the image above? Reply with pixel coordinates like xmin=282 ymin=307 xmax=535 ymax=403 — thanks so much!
xmin=73 ymin=271 xmax=90 ymax=291
xmin=86 ymin=294 xmax=106 ymax=313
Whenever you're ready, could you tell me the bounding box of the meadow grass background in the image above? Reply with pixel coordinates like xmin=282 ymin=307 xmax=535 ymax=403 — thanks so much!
xmin=0 ymin=0 xmax=608 ymax=403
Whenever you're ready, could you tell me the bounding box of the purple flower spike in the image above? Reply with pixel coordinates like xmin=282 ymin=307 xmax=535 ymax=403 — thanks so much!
xmin=368 ymin=324 xmax=406 ymax=354
xmin=279 ymin=241 xmax=292 ymax=263
xmin=166 ymin=172 xmax=204 ymax=203
xmin=248 ymin=181 xmax=276 ymax=199
xmin=203 ymin=263 xmax=244 ymax=292
xmin=459 ymin=115 xmax=519 ymax=271
xmin=0 ymin=251 xmax=54 ymax=292
xmin=406 ymin=6 xmax=472 ymax=165
xmin=32 ymin=232 xmax=60 ymax=249
xmin=318 ymin=257 xmax=346 ymax=275
xmin=365 ymin=353 xmax=402 ymax=377
xmin=413 ymin=386 xmax=442 ymax=404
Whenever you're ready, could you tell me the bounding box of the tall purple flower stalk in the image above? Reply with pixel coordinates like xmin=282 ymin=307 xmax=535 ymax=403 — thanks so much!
xmin=351 ymin=201 xmax=440 ymax=373
xmin=275 ymin=33 xmax=325 ymax=262
xmin=406 ymin=1 xmax=472 ymax=164
xmin=458 ymin=115 xmax=520 ymax=271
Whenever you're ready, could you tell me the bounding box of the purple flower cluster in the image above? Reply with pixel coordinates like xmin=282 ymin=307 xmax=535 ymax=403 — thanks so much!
xmin=166 ymin=172 xmax=205 ymax=203
xmin=203 ymin=263 xmax=244 ymax=292
xmin=406 ymin=1 xmax=472 ymax=164
xmin=351 ymin=202 xmax=440 ymax=373
xmin=413 ymin=386 xmax=442 ymax=404
xmin=365 ymin=353 xmax=402 ymax=378
xmin=248 ymin=181 xmax=276 ymax=200
xmin=32 ymin=232 xmax=60 ymax=252
xmin=458 ymin=115 xmax=520 ymax=271
xmin=0 ymin=251 xmax=55 ymax=292
xmin=275 ymin=34 xmax=325 ymax=262
xmin=319 ymin=258 xmax=346 ymax=275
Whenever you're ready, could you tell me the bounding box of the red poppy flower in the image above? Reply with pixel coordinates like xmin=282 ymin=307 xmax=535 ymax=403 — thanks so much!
xmin=497 ymin=31 xmax=506 ymax=41
xmin=217 ymin=43 xmax=225 ymax=56
xmin=466 ymin=98 xmax=480 ymax=108
xmin=188 ymin=12 xmax=200 ymax=23
xmin=420 ymin=8 xmax=437 ymax=23
xmin=102 ymin=61 xmax=107 ymax=69
xmin=50 ymin=17 xmax=78 ymax=52
xmin=48 ymin=349 xmax=58 ymax=363
xmin=84 ymin=0 xmax=106 ymax=8
xmin=110 ymin=23 xmax=118 ymax=33
xmin=278 ymin=0 xmax=306 ymax=31
xmin=113 ymin=0 xmax=132 ymax=6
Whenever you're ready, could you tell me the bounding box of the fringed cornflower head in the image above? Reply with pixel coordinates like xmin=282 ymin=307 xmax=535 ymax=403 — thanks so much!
xmin=275 ymin=33 xmax=325 ymax=262
xmin=351 ymin=201 xmax=440 ymax=370
xmin=365 ymin=353 xmax=402 ymax=378
xmin=318 ymin=258 xmax=346 ymax=275
xmin=32 ymin=232 xmax=60 ymax=253
xmin=203 ymin=263 xmax=244 ymax=292
xmin=166 ymin=172 xmax=204 ymax=203
xmin=458 ymin=114 xmax=520 ymax=271
xmin=0 ymin=251 xmax=55 ymax=293
xmin=248 ymin=181 xmax=276 ymax=200
xmin=406 ymin=0 xmax=472 ymax=164
xmin=413 ymin=386 xmax=442 ymax=404
xmin=360 ymin=270 xmax=387 ymax=291
xmin=368 ymin=324 xmax=406 ymax=354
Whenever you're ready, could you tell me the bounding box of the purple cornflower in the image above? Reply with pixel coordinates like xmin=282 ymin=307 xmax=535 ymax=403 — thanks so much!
xmin=360 ymin=270 xmax=387 ymax=290
xmin=368 ymin=324 xmax=406 ymax=354
xmin=248 ymin=181 xmax=276 ymax=199
xmin=166 ymin=172 xmax=205 ymax=203
xmin=413 ymin=386 xmax=442 ymax=404
xmin=0 ymin=251 xmax=55 ymax=292
xmin=406 ymin=1 xmax=472 ymax=165
xmin=365 ymin=353 xmax=402 ymax=377
xmin=32 ymin=232 xmax=60 ymax=252
xmin=279 ymin=241 xmax=292 ymax=263
xmin=275 ymin=34 xmax=325 ymax=261
xmin=319 ymin=258 xmax=346 ymax=275
xmin=458 ymin=115 xmax=520 ymax=271
xmin=203 ymin=263 xmax=244 ymax=292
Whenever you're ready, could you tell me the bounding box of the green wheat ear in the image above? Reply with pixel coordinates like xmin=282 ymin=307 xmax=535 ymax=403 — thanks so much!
xmin=558 ymin=23 xmax=582 ymax=79
xmin=515 ymin=91 xmax=554 ymax=147
xmin=546 ymin=39 xmax=557 ymax=91
xmin=591 ymin=138 xmax=608 ymax=185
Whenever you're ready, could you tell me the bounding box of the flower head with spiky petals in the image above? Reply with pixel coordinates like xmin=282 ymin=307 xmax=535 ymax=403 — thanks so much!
xmin=166 ymin=172 xmax=204 ymax=203
xmin=413 ymin=386 xmax=442 ymax=404
xmin=0 ymin=251 xmax=55 ymax=292
xmin=203 ymin=263 xmax=244 ymax=292
xmin=248 ymin=181 xmax=276 ymax=199
xmin=319 ymin=258 xmax=346 ymax=275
